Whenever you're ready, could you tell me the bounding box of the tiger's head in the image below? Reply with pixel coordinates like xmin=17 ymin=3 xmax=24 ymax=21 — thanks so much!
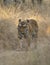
xmin=18 ymin=19 xmax=29 ymax=34
xmin=18 ymin=19 xmax=27 ymax=28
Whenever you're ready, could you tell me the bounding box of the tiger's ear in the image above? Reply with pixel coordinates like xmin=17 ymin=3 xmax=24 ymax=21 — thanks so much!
xmin=19 ymin=19 xmax=21 ymax=22
xmin=27 ymin=19 xmax=29 ymax=23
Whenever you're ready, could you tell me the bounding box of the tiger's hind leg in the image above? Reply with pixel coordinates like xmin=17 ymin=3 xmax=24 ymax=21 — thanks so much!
xmin=32 ymin=33 xmax=38 ymax=49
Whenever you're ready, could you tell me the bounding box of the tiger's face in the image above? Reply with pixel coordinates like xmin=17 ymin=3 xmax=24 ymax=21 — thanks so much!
xmin=18 ymin=19 xmax=28 ymax=34
xmin=18 ymin=21 xmax=27 ymax=28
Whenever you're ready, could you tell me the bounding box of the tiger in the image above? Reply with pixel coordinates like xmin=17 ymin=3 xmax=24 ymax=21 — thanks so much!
xmin=17 ymin=19 xmax=38 ymax=40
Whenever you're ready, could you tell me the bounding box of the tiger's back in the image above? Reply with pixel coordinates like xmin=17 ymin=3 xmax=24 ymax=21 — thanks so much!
xmin=26 ymin=19 xmax=38 ymax=38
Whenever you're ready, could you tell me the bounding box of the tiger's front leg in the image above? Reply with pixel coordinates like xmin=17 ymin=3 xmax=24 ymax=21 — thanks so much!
xmin=18 ymin=32 xmax=23 ymax=39
xmin=24 ymin=29 xmax=29 ymax=39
